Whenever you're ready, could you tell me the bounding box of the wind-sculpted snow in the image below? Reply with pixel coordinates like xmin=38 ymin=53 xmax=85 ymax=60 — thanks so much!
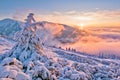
xmin=0 ymin=22 xmax=120 ymax=80
xmin=54 ymin=50 xmax=120 ymax=80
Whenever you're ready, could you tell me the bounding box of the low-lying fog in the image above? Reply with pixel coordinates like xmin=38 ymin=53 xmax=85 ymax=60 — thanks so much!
xmin=63 ymin=27 xmax=120 ymax=56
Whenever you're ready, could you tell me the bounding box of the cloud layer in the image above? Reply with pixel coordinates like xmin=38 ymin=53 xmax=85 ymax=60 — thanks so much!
xmin=11 ymin=9 xmax=120 ymax=27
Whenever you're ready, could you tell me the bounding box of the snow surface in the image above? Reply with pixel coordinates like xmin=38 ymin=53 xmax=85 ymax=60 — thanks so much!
xmin=0 ymin=36 xmax=14 ymax=54
xmin=0 ymin=18 xmax=120 ymax=80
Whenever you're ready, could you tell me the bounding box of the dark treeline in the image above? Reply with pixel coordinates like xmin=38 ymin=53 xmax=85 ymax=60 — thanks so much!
xmin=51 ymin=45 xmax=120 ymax=60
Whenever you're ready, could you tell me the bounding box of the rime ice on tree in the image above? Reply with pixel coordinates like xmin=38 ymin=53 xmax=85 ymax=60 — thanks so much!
xmin=25 ymin=13 xmax=36 ymax=27
xmin=0 ymin=13 xmax=51 ymax=80
xmin=24 ymin=13 xmax=38 ymax=31
xmin=10 ymin=13 xmax=43 ymax=58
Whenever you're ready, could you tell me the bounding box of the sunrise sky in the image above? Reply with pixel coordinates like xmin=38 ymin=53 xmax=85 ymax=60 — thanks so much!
xmin=0 ymin=0 xmax=120 ymax=27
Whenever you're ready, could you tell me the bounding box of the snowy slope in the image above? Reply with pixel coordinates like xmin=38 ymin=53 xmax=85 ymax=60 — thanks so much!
xmin=0 ymin=36 xmax=14 ymax=54
xmin=0 ymin=22 xmax=120 ymax=80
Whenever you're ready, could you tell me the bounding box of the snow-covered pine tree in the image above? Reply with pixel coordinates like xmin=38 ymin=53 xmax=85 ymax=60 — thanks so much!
xmin=0 ymin=14 xmax=51 ymax=80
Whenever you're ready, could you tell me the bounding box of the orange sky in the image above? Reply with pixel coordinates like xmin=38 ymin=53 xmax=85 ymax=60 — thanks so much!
xmin=34 ymin=10 xmax=120 ymax=28
xmin=10 ymin=9 xmax=120 ymax=28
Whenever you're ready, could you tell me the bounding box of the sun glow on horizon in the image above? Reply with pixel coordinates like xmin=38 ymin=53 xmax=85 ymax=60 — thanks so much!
xmin=80 ymin=23 xmax=85 ymax=30
xmin=7 ymin=9 xmax=120 ymax=28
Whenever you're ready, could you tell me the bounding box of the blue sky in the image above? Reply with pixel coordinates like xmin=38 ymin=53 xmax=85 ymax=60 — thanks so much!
xmin=0 ymin=0 xmax=120 ymax=14
xmin=0 ymin=0 xmax=120 ymax=27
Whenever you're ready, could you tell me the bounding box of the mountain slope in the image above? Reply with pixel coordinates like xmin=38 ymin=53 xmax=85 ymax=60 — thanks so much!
xmin=0 ymin=26 xmax=90 ymax=80
xmin=0 ymin=18 xmax=22 ymax=38
xmin=0 ymin=18 xmax=88 ymax=44
xmin=0 ymin=36 xmax=14 ymax=54
xmin=0 ymin=22 xmax=120 ymax=80
xmin=36 ymin=22 xmax=88 ymax=44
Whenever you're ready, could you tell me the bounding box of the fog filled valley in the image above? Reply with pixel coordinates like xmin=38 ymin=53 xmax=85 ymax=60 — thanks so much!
xmin=0 ymin=18 xmax=120 ymax=80
xmin=64 ymin=27 xmax=120 ymax=57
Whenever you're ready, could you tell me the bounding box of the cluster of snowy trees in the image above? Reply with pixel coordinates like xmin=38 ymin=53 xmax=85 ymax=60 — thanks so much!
xmin=66 ymin=47 xmax=76 ymax=52
xmin=52 ymin=45 xmax=120 ymax=60
xmin=98 ymin=52 xmax=120 ymax=59
xmin=52 ymin=46 xmax=77 ymax=52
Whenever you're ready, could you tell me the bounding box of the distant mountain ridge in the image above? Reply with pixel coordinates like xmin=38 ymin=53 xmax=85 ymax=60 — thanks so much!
xmin=0 ymin=18 xmax=22 ymax=38
xmin=0 ymin=18 xmax=88 ymax=44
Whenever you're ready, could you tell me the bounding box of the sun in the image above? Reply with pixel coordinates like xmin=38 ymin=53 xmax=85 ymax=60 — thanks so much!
xmin=79 ymin=23 xmax=85 ymax=30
